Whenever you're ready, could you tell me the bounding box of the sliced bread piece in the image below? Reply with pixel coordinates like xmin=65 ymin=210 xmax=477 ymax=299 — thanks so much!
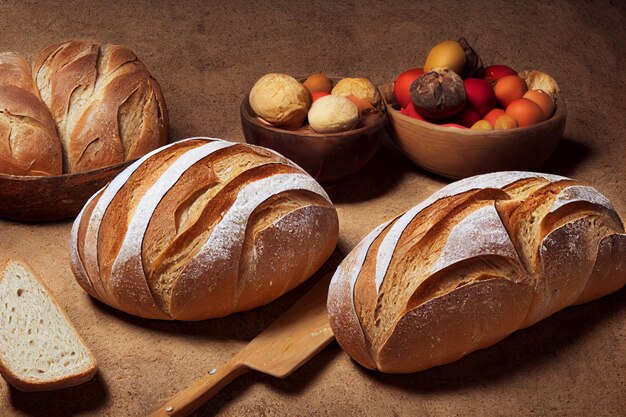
xmin=0 ymin=259 xmax=97 ymax=391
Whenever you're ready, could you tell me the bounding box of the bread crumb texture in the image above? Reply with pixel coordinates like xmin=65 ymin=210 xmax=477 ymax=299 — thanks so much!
xmin=0 ymin=261 xmax=94 ymax=387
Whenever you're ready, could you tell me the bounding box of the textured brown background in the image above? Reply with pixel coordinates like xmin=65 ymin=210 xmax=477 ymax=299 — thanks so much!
xmin=1 ymin=0 xmax=625 ymax=416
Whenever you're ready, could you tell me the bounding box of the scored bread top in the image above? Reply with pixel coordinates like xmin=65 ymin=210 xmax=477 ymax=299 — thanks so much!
xmin=0 ymin=52 xmax=62 ymax=176
xmin=70 ymin=137 xmax=338 ymax=320
xmin=33 ymin=40 xmax=168 ymax=173
xmin=0 ymin=52 xmax=42 ymax=98
xmin=328 ymin=171 xmax=626 ymax=373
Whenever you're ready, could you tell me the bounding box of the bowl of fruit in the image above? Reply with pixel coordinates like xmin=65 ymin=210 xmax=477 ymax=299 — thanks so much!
xmin=381 ymin=38 xmax=566 ymax=180
xmin=241 ymin=73 xmax=386 ymax=184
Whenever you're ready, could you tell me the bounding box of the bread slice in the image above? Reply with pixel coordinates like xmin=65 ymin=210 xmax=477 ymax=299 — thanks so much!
xmin=0 ymin=260 xmax=97 ymax=391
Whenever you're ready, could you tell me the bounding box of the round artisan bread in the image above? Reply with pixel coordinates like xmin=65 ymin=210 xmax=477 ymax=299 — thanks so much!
xmin=328 ymin=171 xmax=626 ymax=373
xmin=70 ymin=137 xmax=338 ymax=320
xmin=33 ymin=39 xmax=168 ymax=173
xmin=0 ymin=52 xmax=62 ymax=176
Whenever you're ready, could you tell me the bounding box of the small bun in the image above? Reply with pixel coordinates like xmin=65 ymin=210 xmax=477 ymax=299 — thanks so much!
xmin=308 ymin=95 xmax=359 ymax=133
xmin=331 ymin=77 xmax=381 ymax=107
xmin=249 ymin=73 xmax=311 ymax=129
xmin=518 ymin=70 xmax=560 ymax=100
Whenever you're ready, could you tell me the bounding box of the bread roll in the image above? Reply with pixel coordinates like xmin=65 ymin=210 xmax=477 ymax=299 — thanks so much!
xmin=0 ymin=52 xmax=61 ymax=176
xmin=70 ymin=137 xmax=338 ymax=320
xmin=33 ymin=40 xmax=168 ymax=173
xmin=328 ymin=171 xmax=626 ymax=373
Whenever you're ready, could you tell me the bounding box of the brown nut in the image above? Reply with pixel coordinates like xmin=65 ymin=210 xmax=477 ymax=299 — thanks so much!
xmin=458 ymin=37 xmax=484 ymax=78
xmin=471 ymin=119 xmax=493 ymax=130
xmin=494 ymin=114 xmax=518 ymax=129
xmin=410 ymin=68 xmax=466 ymax=120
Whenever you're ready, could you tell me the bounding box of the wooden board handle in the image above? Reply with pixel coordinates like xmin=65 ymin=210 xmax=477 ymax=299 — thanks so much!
xmin=149 ymin=359 xmax=249 ymax=417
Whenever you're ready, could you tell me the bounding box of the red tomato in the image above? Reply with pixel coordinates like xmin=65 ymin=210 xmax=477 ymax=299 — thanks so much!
xmin=403 ymin=103 xmax=425 ymax=120
xmin=464 ymin=78 xmax=496 ymax=116
xmin=451 ymin=105 xmax=481 ymax=127
xmin=311 ymin=91 xmax=330 ymax=102
xmin=394 ymin=68 xmax=424 ymax=108
xmin=484 ymin=65 xmax=517 ymax=82
xmin=440 ymin=123 xmax=469 ymax=129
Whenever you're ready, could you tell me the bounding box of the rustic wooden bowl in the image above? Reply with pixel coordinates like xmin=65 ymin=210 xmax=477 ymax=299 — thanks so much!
xmin=380 ymin=83 xmax=566 ymax=180
xmin=240 ymin=78 xmax=386 ymax=184
xmin=0 ymin=160 xmax=133 ymax=222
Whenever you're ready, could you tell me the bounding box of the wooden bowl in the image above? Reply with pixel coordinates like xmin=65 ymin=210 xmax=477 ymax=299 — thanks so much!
xmin=380 ymin=83 xmax=566 ymax=180
xmin=240 ymin=78 xmax=386 ymax=184
xmin=0 ymin=161 xmax=133 ymax=222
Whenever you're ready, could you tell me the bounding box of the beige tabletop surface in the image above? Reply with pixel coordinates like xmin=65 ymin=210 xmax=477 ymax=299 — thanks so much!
xmin=0 ymin=0 xmax=625 ymax=416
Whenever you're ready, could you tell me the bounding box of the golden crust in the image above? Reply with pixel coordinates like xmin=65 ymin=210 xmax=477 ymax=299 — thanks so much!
xmin=328 ymin=172 xmax=626 ymax=373
xmin=0 ymin=55 xmax=62 ymax=176
xmin=33 ymin=40 xmax=168 ymax=173
xmin=0 ymin=41 xmax=167 ymax=176
xmin=377 ymin=278 xmax=532 ymax=373
xmin=69 ymin=138 xmax=338 ymax=321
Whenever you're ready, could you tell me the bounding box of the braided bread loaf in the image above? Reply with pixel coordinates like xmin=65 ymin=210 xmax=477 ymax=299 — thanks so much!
xmin=0 ymin=52 xmax=61 ymax=176
xmin=70 ymin=137 xmax=338 ymax=320
xmin=34 ymin=40 xmax=168 ymax=173
xmin=328 ymin=172 xmax=626 ymax=373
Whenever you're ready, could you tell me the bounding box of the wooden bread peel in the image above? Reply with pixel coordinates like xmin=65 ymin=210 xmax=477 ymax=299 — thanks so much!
xmin=149 ymin=272 xmax=335 ymax=417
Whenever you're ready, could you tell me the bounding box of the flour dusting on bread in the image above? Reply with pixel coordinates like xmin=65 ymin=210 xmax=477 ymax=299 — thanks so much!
xmin=70 ymin=137 xmax=338 ymax=320
xmin=328 ymin=171 xmax=626 ymax=373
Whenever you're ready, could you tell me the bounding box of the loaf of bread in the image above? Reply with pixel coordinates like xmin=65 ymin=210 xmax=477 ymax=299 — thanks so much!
xmin=328 ymin=171 xmax=626 ymax=373
xmin=0 ymin=52 xmax=62 ymax=176
xmin=33 ymin=40 xmax=168 ymax=173
xmin=70 ymin=137 xmax=338 ymax=320
xmin=0 ymin=259 xmax=97 ymax=391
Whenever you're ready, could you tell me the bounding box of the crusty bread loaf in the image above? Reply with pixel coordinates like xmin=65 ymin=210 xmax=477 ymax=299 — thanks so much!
xmin=33 ymin=40 xmax=168 ymax=173
xmin=328 ymin=171 xmax=626 ymax=373
xmin=70 ymin=137 xmax=338 ymax=320
xmin=0 ymin=52 xmax=62 ymax=176
xmin=0 ymin=259 xmax=97 ymax=391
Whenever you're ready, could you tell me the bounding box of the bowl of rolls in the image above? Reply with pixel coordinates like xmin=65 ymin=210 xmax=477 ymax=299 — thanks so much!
xmin=240 ymin=73 xmax=386 ymax=184
xmin=381 ymin=38 xmax=566 ymax=180
xmin=0 ymin=40 xmax=168 ymax=222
